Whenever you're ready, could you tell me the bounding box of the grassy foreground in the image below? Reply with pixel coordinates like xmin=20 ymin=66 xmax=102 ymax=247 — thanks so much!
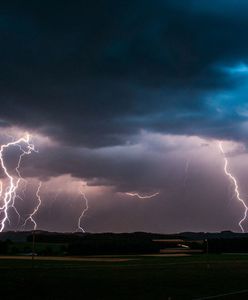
xmin=1 ymin=254 xmax=248 ymax=299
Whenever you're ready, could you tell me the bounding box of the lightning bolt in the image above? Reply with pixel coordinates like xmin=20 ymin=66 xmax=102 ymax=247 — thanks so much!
xmin=183 ymin=158 xmax=191 ymax=189
xmin=10 ymin=143 xmax=35 ymax=223
xmin=0 ymin=133 xmax=36 ymax=231
xmin=125 ymin=192 xmax=160 ymax=199
xmin=77 ymin=185 xmax=89 ymax=233
xmin=218 ymin=141 xmax=248 ymax=232
xmin=22 ymin=182 xmax=42 ymax=230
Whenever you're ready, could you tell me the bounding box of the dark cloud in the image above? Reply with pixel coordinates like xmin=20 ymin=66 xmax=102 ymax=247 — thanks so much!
xmin=0 ymin=1 xmax=247 ymax=147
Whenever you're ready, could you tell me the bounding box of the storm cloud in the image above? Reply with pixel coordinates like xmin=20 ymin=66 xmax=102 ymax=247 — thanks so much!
xmin=0 ymin=0 xmax=248 ymax=146
xmin=0 ymin=1 xmax=248 ymax=232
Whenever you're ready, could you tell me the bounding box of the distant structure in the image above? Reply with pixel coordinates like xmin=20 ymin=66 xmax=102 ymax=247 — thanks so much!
xmin=153 ymin=239 xmax=204 ymax=254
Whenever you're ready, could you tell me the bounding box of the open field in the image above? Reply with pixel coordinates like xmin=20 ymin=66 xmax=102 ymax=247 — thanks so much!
xmin=1 ymin=254 xmax=248 ymax=299
xmin=0 ymin=255 xmax=136 ymax=262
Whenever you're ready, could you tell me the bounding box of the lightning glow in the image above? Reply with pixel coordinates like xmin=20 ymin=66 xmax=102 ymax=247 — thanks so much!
xmin=77 ymin=184 xmax=89 ymax=233
xmin=22 ymin=182 xmax=42 ymax=230
xmin=0 ymin=133 xmax=36 ymax=231
xmin=0 ymin=181 xmax=3 ymax=198
xmin=125 ymin=192 xmax=160 ymax=199
xmin=218 ymin=141 xmax=248 ymax=232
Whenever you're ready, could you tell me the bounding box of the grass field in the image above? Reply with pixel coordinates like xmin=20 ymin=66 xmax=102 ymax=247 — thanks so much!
xmin=1 ymin=254 xmax=248 ymax=299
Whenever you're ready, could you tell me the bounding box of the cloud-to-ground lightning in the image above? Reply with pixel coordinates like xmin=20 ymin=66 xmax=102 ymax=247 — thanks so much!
xmin=218 ymin=141 xmax=248 ymax=232
xmin=183 ymin=158 xmax=191 ymax=189
xmin=125 ymin=192 xmax=160 ymax=199
xmin=0 ymin=133 xmax=36 ymax=231
xmin=77 ymin=184 xmax=89 ymax=233
xmin=22 ymin=182 xmax=42 ymax=230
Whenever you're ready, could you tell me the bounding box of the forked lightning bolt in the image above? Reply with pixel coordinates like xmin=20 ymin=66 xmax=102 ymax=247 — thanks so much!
xmin=0 ymin=133 xmax=36 ymax=231
xmin=218 ymin=141 xmax=248 ymax=232
xmin=125 ymin=192 xmax=159 ymax=199
xmin=23 ymin=182 xmax=42 ymax=230
xmin=77 ymin=185 xmax=89 ymax=233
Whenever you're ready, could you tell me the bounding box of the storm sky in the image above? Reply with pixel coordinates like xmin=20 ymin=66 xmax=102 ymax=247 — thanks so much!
xmin=1 ymin=0 xmax=248 ymax=233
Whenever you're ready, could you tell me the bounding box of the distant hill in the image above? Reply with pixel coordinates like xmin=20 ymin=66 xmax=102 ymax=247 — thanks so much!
xmin=179 ymin=231 xmax=248 ymax=240
xmin=0 ymin=230 xmax=246 ymax=243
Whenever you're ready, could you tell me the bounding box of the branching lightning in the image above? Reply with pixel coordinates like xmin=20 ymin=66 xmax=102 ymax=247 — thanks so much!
xmin=22 ymin=182 xmax=42 ymax=230
xmin=125 ymin=192 xmax=159 ymax=199
xmin=0 ymin=133 xmax=36 ymax=231
xmin=218 ymin=141 xmax=248 ymax=232
xmin=77 ymin=184 xmax=89 ymax=233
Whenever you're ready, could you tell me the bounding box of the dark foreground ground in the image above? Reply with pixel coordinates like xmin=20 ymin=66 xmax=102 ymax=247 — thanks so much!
xmin=1 ymin=254 xmax=248 ymax=300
